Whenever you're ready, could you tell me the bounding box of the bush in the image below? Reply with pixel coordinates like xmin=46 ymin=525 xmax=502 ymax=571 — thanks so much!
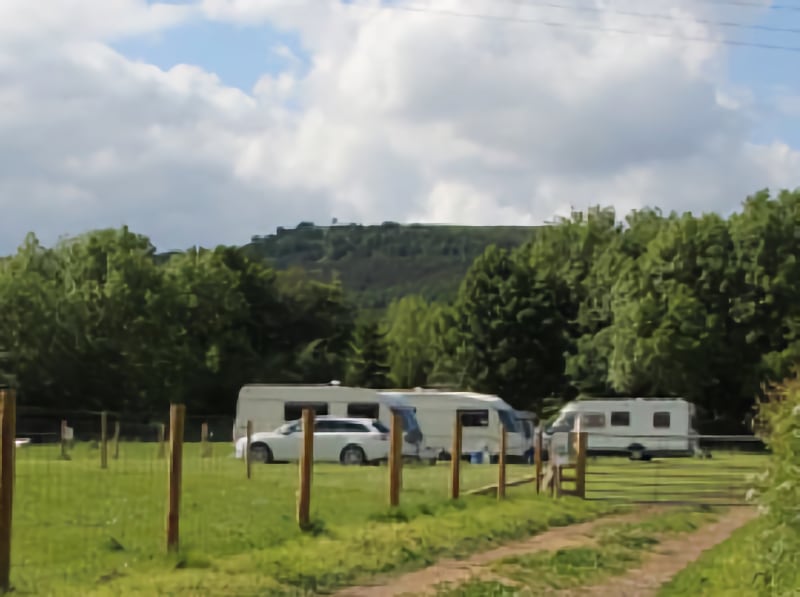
xmin=750 ymin=372 xmax=800 ymax=592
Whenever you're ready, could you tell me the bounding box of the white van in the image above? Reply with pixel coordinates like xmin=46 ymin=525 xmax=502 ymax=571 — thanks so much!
xmin=545 ymin=397 xmax=697 ymax=459
xmin=233 ymin=382 xmax=429 ymax=460
xmin=379 ymin=389 xmax=528 ymax=462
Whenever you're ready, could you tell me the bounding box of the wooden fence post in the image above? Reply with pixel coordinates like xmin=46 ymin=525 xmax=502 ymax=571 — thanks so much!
xmin=535 ymin=427 xmax=543 ymax=495
xmin=112 ymin=420 xmax=120 ymax=460
xmin=158 ymin=423 xmax=166 ymax=459
xmin=0 ymin=389 xmax=16 ymax=593
xmin=60 ymin=419 xmax=69 ymax=460
xmin=100 ymin=411 xmax=108 ymax=470
xmin=450 ymin=413 xmax=462 ymax=500
xmin=200 ymin=422 xmax=212 ymax=458
xmin=245 ymin=420 xmax=253 ymax=480
xmin=389 ymin=411 xmax=402 ymax=507
xmin=498 ymin=424 xmax=507 ymax=500
xmin=575 ymin=431 xmax=588 ymax=499
xmin=297 ymin=409 xmax=314 ymax=530
xmin=166 ymin=404 xmax=185 ymax=552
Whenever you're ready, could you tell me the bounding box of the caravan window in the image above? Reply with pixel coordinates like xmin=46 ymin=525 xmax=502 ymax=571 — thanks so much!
xmin=581 ymin=413 xmax=606 ymax=428
xmin=460 ymin=410 xmax=489 ymax=427
xmin=610 ymin=411 xmax=631 ymax=427
xmin=284 ymin=402 xmax=329 ymax=421
xmin=653 ymin=412 xmax=671 ymax=428
xmin=347 ymin=402 xmax=380 ymax=419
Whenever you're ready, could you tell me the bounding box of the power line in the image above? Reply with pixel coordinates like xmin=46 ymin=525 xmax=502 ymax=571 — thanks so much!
xmin=344 ymin=2 xmax=800 ymax=53
xmin=479 ymin=0 xmax=800 ymax=35
xmin=660 ymin=0 xmax=800 ymax=11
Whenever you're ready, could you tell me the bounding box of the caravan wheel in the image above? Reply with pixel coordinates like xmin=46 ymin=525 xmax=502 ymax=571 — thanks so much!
xmin=628 ymin=444 xmax=651 ymax=461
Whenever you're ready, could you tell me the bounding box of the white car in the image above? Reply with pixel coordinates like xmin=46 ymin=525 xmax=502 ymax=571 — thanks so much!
xmin=234 ymin=416 xmax=394 ymax=465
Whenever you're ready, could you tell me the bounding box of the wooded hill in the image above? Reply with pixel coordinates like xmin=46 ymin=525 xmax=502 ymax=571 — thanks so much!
xmin=239 ymin=222 xmax=538 ymax=308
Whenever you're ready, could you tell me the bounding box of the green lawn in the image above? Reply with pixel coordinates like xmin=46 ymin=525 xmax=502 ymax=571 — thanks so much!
xmin=11 ymin=441 xmax=614 ymax=596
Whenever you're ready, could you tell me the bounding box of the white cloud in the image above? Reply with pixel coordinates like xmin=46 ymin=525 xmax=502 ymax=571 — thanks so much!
xmin=0 ymin=0 xmax=195 ymax=42
xmin=0 ymin=0 xmax=798 ymax=252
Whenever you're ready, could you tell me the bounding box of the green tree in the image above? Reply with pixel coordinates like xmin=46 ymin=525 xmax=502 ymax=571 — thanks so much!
xmin=345 ymin=320 xmax=391 ymax=388
xmin=433 ymin=245 xmax=566 ymax=412
xmin=384 ymin=295 xmax=443 ymax=387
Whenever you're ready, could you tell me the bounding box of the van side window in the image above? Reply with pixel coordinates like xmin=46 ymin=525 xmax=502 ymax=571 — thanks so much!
xmin=653 ymin=412 xmax=671 ymax=428
xmin=284 ymin=402 xmax=329 ymax=421
xmin=581 ymin=413 xmax=606 ymax=428
xmin=347 ymin=402 xmax=380 ymax=419
xmin=460 ymin=410 xmax=489 ymax=427
xmin=610 ymin=411 xmax=630 ymax=427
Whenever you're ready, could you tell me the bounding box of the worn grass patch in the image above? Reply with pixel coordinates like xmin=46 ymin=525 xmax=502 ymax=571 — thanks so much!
xmin=435 ymin=506 xmax=720 ymax=596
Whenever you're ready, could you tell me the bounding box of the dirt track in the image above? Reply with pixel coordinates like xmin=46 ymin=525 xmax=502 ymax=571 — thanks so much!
xmin=334 ymin=508 xmax=664 ymax=597
xmin=556 ymin=506 xmax=757 ymax=597
xmin=333 ymin=506 xmax=757 ymax=597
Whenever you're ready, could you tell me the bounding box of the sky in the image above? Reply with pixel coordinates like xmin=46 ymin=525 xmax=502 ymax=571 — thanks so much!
xmin=0 ymin=0 xmax=799 ymax=253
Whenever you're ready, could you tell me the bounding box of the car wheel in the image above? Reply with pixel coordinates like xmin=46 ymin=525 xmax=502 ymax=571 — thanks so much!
xmin=340 ymin=445 xmax=366 ymax=466
xmin=249 ymin=443 xmax=272 ymax=464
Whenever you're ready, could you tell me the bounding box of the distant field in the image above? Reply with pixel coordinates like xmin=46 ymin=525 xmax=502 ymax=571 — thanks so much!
xmin=11 ymin=441 xmax=545 ymax=595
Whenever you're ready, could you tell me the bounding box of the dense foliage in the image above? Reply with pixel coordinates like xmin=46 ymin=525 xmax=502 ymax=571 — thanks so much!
xmin=0 ymin=228 xmax=356 ymax=414
xmin=0 ymin=189 xmax=797 ymax=427
xmin=750 ymin=372 xmax=800 ymax=592
xmin=392 ymin=191 xmax=799 ymax=430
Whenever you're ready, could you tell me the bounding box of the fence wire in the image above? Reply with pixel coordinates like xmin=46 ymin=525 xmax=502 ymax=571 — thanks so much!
xmin=13 ymin=410 xmax=167 ymax=594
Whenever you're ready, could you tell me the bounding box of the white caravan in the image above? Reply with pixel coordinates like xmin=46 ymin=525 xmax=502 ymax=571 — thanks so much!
xmin=233 ymin=383 xmax=429 ymax=460
xmin=545 ymin=397 xmax=698 ymax=458
xmin=379 ymin=389 xmax=528 ymax=462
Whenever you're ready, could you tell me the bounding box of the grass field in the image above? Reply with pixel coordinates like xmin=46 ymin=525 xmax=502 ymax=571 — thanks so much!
xmin=11 ymin=441 xmax=613 ymax=596
xmin=9 ymin=443 xmax=766 ymax=596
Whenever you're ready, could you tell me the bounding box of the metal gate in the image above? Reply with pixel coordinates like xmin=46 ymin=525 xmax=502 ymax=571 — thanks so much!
xmin=584 ymin=434 xmax=766 ymax=506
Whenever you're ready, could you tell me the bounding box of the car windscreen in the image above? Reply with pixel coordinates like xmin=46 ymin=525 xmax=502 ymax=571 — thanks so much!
xmin=275 ymin=422 xmax=299 ymax=435
xmin=372 ymin=420 xmax=390 ymax=433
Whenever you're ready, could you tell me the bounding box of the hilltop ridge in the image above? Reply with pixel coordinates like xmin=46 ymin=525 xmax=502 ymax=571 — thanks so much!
xmin=240 ymin=221 xmax=540 ymax=308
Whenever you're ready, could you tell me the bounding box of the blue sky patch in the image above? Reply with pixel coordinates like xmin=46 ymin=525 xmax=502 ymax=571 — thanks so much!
xmin=114 ymin=19 xmax=309 ymax=92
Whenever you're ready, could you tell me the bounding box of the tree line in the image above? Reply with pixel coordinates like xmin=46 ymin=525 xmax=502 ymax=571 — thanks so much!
xmin=384 ymin=189 xmax=799 ymax=431
xmin=0 ymin=189 xmax=797 ymax=430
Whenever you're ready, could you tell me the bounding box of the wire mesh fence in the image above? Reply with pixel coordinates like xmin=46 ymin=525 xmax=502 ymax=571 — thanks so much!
xmin=5 ymin=403 xmax=547 ymax=594
xmin=13 ymin=410 xmax=167 ymax=593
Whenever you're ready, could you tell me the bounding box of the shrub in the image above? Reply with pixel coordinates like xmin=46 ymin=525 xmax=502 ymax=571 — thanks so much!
xmin=750 ymin=371 xmax=800 ymax=592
